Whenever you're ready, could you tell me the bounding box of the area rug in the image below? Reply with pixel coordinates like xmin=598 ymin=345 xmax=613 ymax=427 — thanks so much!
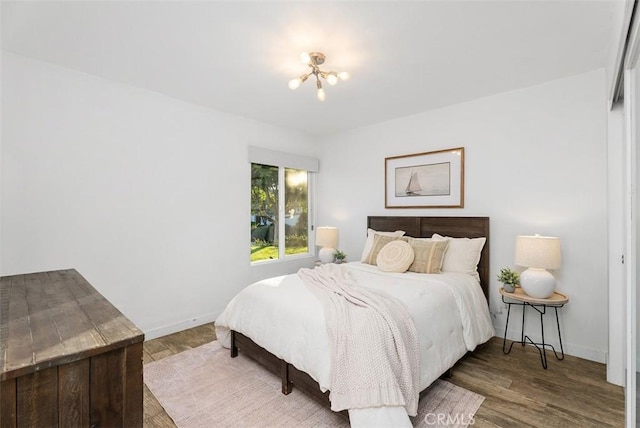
xmin=144 ymin=341 xmax=484 ymax=428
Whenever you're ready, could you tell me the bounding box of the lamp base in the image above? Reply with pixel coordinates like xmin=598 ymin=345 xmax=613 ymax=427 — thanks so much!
xmin=520 ymin=268 xmax=556 ymax=299
xmin=318 ymin=247 xmax=336 ymax=264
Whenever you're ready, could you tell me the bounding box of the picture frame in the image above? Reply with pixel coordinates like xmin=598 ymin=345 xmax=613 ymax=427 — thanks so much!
xmin=385 ymin=147 xmax=464 ymax=208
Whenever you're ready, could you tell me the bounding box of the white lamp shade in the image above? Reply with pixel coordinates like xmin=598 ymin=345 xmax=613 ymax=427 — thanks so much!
xmin=316 ymin=227 xmax=338 ymax=248
xmin=514 ymin=235 xmax=561 ymax=269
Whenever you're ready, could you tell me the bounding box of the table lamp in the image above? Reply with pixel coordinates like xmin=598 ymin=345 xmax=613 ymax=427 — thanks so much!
xmin=316 ymin=227 xmax=338 ymax=264
xmin=515 ymin=234 xmax=562 ymax=299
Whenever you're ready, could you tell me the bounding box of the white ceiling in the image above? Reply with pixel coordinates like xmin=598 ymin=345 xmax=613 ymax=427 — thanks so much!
xmin=1 ymin=1 xmax=624 ymax=137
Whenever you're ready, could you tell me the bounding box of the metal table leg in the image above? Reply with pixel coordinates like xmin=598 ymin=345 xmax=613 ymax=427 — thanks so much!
xmin=523 ymin=303 xmax=565 ymax=369
xmin=502 ymin=300 xmax=528 ymax=354
xmin=554 ymin=307 xmax=565 ymax=360
xmin=502 ymin=294 xmax=566 ymax=369
xmin=502 ymin=302 xmax=514 ymax=354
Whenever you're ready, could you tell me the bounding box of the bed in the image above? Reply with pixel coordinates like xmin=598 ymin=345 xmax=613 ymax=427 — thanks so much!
xmin=215 ymin=216 xmax=493 ymax=426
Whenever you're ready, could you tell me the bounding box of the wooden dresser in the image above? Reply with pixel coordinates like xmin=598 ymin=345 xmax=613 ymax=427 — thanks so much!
xmin=1 ymin=269 xmax=144 ymax=427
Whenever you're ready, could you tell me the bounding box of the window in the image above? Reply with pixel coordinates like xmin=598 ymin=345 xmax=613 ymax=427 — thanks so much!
xmin=251 ymin=164 xmax=311 ymax=262
xmin=248 ymin=147 xmax=318 ymax=263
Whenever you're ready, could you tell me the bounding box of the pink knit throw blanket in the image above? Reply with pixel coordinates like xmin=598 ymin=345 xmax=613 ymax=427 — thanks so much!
xmin=298 ymin=264 xmax=420 ymax=415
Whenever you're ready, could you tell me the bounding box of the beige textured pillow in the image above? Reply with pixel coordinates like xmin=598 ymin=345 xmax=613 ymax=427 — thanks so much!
xmin=364 ymin=234 xmax=404 ymax=265
xmin=431 ymin=234 xmax=486 ymax=280
xmin=376 ymin=240 xmax=415 ymax=273
xmin=407 ymin=238 xmax=449 ymax=274
xmin=360 ymin=229 xmax=406 ymax=262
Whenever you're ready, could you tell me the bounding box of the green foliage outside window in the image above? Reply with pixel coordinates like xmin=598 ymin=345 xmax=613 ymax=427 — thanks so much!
xmin=251 ymin=164 xmax=309 ymax=262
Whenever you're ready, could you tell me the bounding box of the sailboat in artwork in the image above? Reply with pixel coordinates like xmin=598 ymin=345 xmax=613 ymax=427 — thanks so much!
xmin=405 ymin=171 xmax=422 ymax=196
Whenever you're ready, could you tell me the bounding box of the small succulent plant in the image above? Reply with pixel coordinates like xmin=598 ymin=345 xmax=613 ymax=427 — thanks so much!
xmin=334 ymin=250 xmax=346 ymax=262
xmin=497 ymin=267 xmax=520 ymax=285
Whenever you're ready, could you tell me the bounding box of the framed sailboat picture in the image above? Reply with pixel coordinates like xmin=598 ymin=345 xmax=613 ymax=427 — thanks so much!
xmin=385 ymin=147 xmax=464 ymax=208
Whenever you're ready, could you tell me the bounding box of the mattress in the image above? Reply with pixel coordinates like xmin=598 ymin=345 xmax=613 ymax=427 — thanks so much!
xmin=215 ymin=262 xmax=494 ymax=426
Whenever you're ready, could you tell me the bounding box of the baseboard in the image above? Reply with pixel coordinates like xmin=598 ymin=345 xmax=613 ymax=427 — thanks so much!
xmin=493 ymin=325 xmax=606 ymax=364
xmin=144 ymin=312 xmax=219 ymax=341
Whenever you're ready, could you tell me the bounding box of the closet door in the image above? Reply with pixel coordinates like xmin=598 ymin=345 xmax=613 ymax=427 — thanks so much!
xmin=623 ymin=17 xmax=640 ymax=428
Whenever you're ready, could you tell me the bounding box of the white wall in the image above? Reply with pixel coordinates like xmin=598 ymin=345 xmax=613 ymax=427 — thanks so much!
xmin=1 ymin=52 xmax=318 ymax=338
xmin=0 ymin=51 xmax=613 ymax=362
xmin=317 ymin=70 xmax=609 ymax=362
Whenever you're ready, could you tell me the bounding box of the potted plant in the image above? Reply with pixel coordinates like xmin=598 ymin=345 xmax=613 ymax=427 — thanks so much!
xmin=497 ymin=267 xmax=520 ymax=293
xmin=334 ymin=250 xmax=346 ymax=264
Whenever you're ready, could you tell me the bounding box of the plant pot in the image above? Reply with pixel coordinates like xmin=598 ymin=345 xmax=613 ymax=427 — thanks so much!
xmin=503 ymin=283 xmax=516 ymax=293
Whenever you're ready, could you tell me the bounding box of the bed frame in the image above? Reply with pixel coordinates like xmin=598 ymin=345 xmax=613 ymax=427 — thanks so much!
xmin=231 ymin=216 xmax=490 ymax=408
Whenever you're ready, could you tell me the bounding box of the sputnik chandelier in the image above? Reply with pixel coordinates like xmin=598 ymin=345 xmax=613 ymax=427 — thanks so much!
xmin=288 ymin=52 xmax=350 ymax=101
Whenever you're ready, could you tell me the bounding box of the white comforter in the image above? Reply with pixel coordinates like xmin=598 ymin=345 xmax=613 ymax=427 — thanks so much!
xmin=215 ymin=262 xmax=494 ymax=427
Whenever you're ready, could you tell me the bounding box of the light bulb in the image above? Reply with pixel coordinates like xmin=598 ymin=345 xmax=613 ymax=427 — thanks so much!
xmin=338 ymin=71 xmax=350 ymax=80
xmin=326 ymin=73 xmax=338 ymax=86
xmin=300 ymin=52 xmax=311 ymax=64
xmin=317 ymin=88 xmax=326 ymax=102
xmin=288 ymin=78 xmax=301 ymax=90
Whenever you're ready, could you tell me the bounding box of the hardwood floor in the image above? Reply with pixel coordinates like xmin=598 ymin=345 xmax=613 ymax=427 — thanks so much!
xmin=142 ymin=323 xmax=624 ymax=427
xmin=449 ymin=340 xmax=624 ymax=427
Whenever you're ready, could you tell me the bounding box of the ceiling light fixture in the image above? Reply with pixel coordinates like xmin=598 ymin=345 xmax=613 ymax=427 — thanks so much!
xmin=288 ymin=52 xmax=349 ymax=102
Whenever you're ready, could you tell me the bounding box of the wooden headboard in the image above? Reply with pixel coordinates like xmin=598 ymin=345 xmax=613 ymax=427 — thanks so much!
xmin=367 ymin=216 xmax=490 ymax=300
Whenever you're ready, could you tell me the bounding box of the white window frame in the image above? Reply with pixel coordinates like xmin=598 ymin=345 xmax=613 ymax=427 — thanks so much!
xmin=249 ymin=147 xmax=318 ymax=264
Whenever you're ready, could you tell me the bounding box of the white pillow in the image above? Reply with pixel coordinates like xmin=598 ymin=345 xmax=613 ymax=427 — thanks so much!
xmin=431 ymin=233 xmax=486 ymax=280
xmin=376 ymin=241 xmax=415 ymax=273
xmin=360 ymin=228 xmax=406 ymax=262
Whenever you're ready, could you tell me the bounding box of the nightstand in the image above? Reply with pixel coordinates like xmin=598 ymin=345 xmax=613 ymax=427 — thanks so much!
xmin=500 ymin=287 xmax=569 ymax=369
